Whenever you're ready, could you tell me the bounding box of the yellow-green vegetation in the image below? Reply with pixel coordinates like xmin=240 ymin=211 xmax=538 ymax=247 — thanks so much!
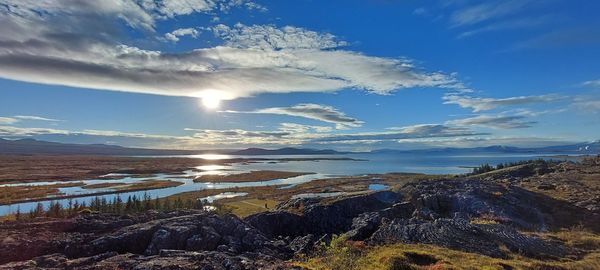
xmin=469 ymin=213 xmax=508 ymax=225
xmin=554 ymin=226 xmax=600 ymax=251
xmin=0 ymin=182 xmax=85 ymax=205
xmin=223 ymin=198 xmax=279 ymax=217
xmin=295 ymin=233 xmax=600 ymax=270
xmin=193 ymin=170 xmax=312 ymax=183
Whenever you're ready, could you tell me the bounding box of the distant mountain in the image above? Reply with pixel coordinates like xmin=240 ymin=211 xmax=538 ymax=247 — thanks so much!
xmin=0 ymin=138 xmax=202 ymax=156
xmin=229 ymin=147 xmax=341 ymax=155
xmin=371 ymin=141 xmax=600 ymax=155
xmin=0 ymin=139 xmax=342 ymax=156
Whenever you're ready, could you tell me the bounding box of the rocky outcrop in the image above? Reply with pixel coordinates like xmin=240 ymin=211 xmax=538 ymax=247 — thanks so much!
xmin=81 ymin=213 xmax=287 ymax=258
xmin=247 ymin=191 xmax=400 ymax=237
xmin=0 ymin=250 xmax=297 ymax=270
xmin=367 ymin=217 xmax=564 ymax=259
xmin=0 ymin=210 xmax=294 ymax=269
xmin=399 ymin=179 xmax=599 ymax=231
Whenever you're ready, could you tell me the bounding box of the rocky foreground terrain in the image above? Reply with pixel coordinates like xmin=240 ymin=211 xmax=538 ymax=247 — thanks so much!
xmin=1 ymin=157 xmax=599 ymax=269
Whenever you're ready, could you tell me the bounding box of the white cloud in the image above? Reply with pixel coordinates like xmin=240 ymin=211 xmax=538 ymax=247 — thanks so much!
xmin=443 ymin=94 xmax=563 ymax=112
xmin=0 ymin=125 xmax=70 ymax=136
xmin=279 ymin=123 xmax=333 ymax=133
xmin=450 ymin=0 xmax=533 ymax=27
xmin=224 ymin=103 xmax=364 ymax=129
xmin=138 ymin=0 xmax=264 ymax=19
xmin=210 ymin=23 xmax=348 ymax=50
xmin=0 ymin=3 xmax=463 ymax=101
xmin=573 ymin=97 xmax=600 ymax=113
xmin=0 ymin=117 xmax=18 ymax=125
xmin=315 ymin=124 xmax=486 ymax=143
xmin=164 ymin=27 xmax=200 ymax=42
xmin=446 ymin=114 xmax=536 ymax=129
xmin=457 ymin=15 xmax=554 ymax=39
xmin=13 ymin=115 xmax=63 ymax=122
xmin=582 ymin=79 xmax=600 ymax=88
xmin=395 ymin=136 xmax=573 ymax=149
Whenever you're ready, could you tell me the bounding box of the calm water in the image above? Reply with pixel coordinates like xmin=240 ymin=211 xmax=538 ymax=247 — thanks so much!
xmin=0 ymin=152 xmax=579 ymax=215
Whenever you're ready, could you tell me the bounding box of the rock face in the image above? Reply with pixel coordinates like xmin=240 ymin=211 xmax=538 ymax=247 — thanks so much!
xmin=246 ymin=191 xmax=401 ymax=237
xmin=367 ymin=218 xmax=564 ymax=259
xmin=246 ymin=179 xmax=591 ymax=259
xmin=0 ymin=211 xmax=294 ymax=269
xmin=83 ymin=213 xmax=282 ymax=257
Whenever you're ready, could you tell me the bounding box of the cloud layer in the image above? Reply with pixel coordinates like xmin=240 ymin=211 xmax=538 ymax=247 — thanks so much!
xmin=0 ymin=1 xmax=461 ymax=101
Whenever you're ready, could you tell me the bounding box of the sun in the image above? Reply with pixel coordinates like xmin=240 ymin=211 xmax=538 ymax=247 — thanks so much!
xmin=201 ymin=95 xmax=221 ymax=109
xmin=195 ymin=90 xmax=225 ymax=110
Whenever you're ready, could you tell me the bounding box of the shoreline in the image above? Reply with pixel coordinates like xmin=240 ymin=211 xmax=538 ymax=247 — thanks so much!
xmin=0 ymin=180 xmax=183 ymax=206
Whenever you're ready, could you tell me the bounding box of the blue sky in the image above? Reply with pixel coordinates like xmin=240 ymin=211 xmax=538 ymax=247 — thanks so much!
xmin=0 ymin=0 xmax=599 ymax=150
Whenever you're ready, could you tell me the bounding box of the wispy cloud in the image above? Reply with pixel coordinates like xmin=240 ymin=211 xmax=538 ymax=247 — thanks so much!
xmin=582 ymin=79 xmax=600 ymax=88
xmin=457 ymin=15 xmax=555 ymax=39
xmin=223 ymin=103 xmax=364 ymax=129
xmin=511 ymin=26 xmax=600 ymax=50
xmin=443 ymin=94 xmax=563 ymax=112
xmin=573 ymin=97 xmax=600 ymax=113
xmin=315 ymin=124 xmax=486 ymax=143
xmin=449 ymin=0 xmax=534 ymax=27
xmin=278 ymin=123 xmax=333 ymax=133
xmin=446 ymin=114 xmax=536 ymax=129
xmin=13 ymin=115 xmax=63 ymax=122
xmin=0 ymin=117 xmax=19 ymax=125
xmin=0 ymin=115 xmax=63 ymax=124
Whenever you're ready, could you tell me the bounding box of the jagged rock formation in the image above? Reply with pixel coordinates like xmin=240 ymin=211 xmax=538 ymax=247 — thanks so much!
xmin=0 ymin=211 xmax=295 ymax=269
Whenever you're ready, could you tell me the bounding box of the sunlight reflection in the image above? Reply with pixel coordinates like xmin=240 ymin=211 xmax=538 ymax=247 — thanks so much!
xmin=189 ymin=154 xmax=231 ymax=160
xmin=196 ymin=164 xmax=229 ymax=171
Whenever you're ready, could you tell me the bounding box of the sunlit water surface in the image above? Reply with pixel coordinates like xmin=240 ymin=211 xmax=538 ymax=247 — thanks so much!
xmin=0 ymin=152 xmax=580 ymax=215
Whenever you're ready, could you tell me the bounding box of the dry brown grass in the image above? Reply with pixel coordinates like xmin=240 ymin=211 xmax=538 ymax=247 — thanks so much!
xmin=114 ymin=179 xmax=183 ymax=191
xmin=296 ymin=240 xmax=600 ymax=270
xmin=82 ymin=182 xmax=127 ymax=189
xmin=0 ymin=182 xmax=85 ymax=205
xmin=0 ymin=155 xmax=223 ymax=183
xmin=193 ymin=170 xmax=312 ymax=183
xmin=224 ymin=198 xmax=280 ymax=217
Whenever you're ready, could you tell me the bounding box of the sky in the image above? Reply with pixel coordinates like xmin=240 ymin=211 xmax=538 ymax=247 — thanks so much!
xmin=0 ymin=0 xmax=599 ymax=151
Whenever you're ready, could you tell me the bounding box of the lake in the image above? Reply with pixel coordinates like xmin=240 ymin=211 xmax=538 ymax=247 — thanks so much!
xmin=0 ymin=152 xmax=581 ymax=215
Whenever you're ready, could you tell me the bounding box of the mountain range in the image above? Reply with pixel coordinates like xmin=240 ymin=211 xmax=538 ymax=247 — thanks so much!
xmin=370 ymin=141 xmax=600 ymax=155
xmin=1 ymin=138 xmax=599 ymax=156
xmin=0 ymin=138 xmax=342 ymax=156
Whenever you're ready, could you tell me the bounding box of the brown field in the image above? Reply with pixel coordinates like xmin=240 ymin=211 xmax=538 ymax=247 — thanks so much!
xmin=0 ymin=182 xmax=85 ymax=205
xmin=81 ymin=182 xmax=127 ymax=189
xmin=193 ymin=170 xmax=313 ymax=183
xmin=0 ymin=155 xmax=356 ymax=184
xmin=0 ymin=179 xmax=183 ymax=205
xmin=114 ymin=179 xmax=183 ymax=191
xmin=0 ymin=155 xmax=217 ymax=183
